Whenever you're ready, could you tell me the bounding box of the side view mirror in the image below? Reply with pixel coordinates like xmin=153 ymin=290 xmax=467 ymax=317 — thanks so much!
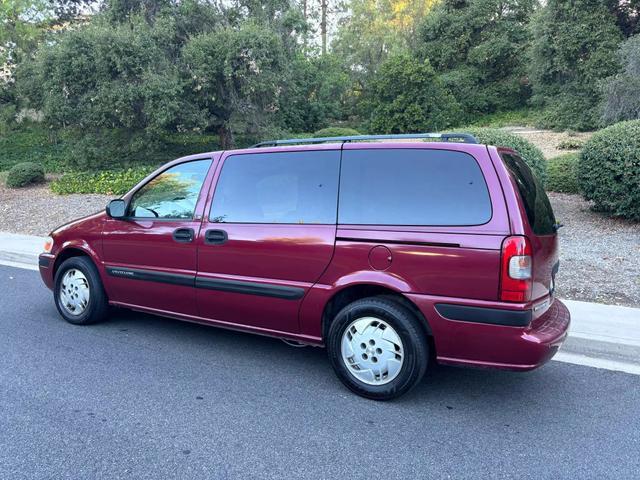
xmin=106 ymin=199 xmax=127 ymax=219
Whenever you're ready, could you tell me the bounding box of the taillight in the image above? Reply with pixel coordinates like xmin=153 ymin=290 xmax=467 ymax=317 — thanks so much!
xmin=500 ymin=236 xmax=532 ymax=302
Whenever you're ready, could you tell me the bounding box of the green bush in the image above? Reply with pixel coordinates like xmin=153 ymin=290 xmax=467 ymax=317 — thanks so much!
xmin=0 ymin=124 xmax=71 ymax=172
xmin=50 ymin=167 xmax=155 ymax=195
xmin=313 ymin=127 xmax=361 ymax=138
xmin=557 ymin=138 xmax=585 ymax=150
xmin=64 ymin=130 xmax=222 ymax=171
xmin=365 ymin=54 xmax=462 ymax=134
xmin=6 ymin=162 xmax=45 ymax=188
xmin=578 ymin=120 xmax=640 ymax=220
xmin=547 ymin=154 xmax=580 ymax=193
xmin=0 ymin=124 xmax=223 ymax=174
xmin=462 ymin=128 xmax=547 ymax=184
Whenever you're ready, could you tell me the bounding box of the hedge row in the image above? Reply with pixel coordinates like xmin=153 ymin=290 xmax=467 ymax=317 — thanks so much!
xmin=50 ymin=167 xmax=155 ymax=195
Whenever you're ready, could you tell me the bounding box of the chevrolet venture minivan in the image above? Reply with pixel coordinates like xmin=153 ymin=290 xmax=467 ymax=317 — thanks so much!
xmin=39 ymin=133 xmax=570 ymax=400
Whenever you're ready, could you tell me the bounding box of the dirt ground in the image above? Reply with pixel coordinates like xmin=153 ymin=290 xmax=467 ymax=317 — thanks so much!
xmin=503 ymin=126 xmax=593 ymax=159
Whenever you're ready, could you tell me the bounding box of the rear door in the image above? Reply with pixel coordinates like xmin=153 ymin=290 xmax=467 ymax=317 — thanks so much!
xmin=102 ymin=158 xmax=214 ymax=316
xmin=500 ymin=152 xmax=558 ymax=301
xmin=195 ymin=148 xmax=341 ymax=334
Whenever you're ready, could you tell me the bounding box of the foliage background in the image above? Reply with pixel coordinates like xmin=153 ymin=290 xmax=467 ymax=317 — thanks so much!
xmin=1 ymin=0 xmax=640 ymax=219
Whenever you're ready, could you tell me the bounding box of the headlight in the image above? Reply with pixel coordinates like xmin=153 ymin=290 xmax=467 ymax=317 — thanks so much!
xmin=43 ymin=236 xmax=54 ymax=253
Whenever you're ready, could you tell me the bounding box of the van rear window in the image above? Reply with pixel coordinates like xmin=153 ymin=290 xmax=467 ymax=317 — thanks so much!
xmin=338 ymin=149 xmax=492 ymax=226
xmin=501 ymin=153 xmax=556 ymax=235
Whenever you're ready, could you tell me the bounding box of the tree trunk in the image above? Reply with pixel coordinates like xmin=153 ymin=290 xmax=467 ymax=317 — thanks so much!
xmin=321 ymin=0 xmax=327 ymax=55
xmin=218 ymin=124 xmax=234 ymax=149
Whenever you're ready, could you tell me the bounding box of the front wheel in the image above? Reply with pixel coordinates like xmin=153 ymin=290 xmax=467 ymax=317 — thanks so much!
xmin=327 ymin=297 xmax=429 ymax=400
xmin=54 ymin=256 xmax=109 ymax=325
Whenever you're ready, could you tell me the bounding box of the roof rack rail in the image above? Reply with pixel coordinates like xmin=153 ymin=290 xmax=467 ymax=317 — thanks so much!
xmin=251 ymin=132 xmax=478 ymax=148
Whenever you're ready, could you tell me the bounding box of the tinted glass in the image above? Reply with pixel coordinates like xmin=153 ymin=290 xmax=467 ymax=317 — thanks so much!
xmin=210 ymin=151 xmax=340 ymax=224
xmin=501 ymin=153 xmax=556 ymax=235
xmin=339 ymin=149 xmax=492 ymax=225
xmin=129 ymin=159 xmax=211 ymax=219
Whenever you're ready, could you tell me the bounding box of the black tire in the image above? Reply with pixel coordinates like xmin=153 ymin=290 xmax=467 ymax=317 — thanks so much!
xmin=54 ymin=256 xmax=109 ymax=325
xmin=327 ymin=296 xmax=429 ymax=400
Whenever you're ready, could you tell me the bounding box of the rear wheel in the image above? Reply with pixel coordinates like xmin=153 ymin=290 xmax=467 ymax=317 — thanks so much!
xmin=327 ymin=297 xmax=429 ymax=400
xmin=54 ymin=256 xmax=109 ymax=325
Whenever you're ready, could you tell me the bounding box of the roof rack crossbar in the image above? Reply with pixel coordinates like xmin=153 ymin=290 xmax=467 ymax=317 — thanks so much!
xmin=251 ymin=132 xmax=478 ymax=148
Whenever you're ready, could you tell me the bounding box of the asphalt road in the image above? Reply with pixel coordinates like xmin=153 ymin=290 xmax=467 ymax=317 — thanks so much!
xmin=1 ymin=265 xmax=639 ymax=480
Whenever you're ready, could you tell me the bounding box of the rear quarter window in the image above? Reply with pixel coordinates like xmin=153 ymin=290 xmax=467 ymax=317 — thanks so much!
xmin=338 ymin=148 xmax=492 ymax=226
xmin=501 ymin=152 xmax=556 ymax=235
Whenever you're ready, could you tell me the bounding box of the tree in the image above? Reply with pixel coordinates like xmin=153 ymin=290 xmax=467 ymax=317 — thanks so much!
xmin=606 ymin=0 xmax=640 ymax=37
xmin=419 ymin=0 xmax=537 ymax=121
xmin=602 ymin=34 xmax=640 ymax=124
xmin=528 ymin=0 xmax=623 ymax=130
xmin=277 ymin=53 xmax=351 ymax=132
xmin=104 ymin=0 xmax=171 ymax=24
xmin=49 ymin=0 xmax=98 ymax=23
xmin=15 ymin=14 xmax=197 ymax=168
xmin=19 ymin=16 xmax=188 ymax=132
xmin=364 ymin=53 xmax=462 ymax=133
xmin=183 ymin=22 xmax=286 ymax=148
xmin=1 ymin=0 xmax=52 ymax=76
xmin=333 ymin=0 xmax=437 ymax=78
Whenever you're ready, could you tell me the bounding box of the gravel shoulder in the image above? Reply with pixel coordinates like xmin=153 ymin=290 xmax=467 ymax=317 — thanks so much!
xmin=550 ymin=192 xmax=640 ymax=307
xmin=0 ymin=178 xmax=110 ymax=236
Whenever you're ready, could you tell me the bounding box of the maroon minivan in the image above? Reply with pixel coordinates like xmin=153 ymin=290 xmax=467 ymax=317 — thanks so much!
xmin=39 ymin=133 xmax=570 ymax=400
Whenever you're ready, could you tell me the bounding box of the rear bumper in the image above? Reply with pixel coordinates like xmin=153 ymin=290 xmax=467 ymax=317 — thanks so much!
xmin=39 ymin=253 xmax=55 ymax=290
xmin=408 ymin=294 xmax=570 ymax=371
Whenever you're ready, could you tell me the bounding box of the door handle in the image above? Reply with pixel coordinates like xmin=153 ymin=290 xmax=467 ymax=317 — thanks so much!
xmin=173 ymin=228 xmax=195 ymax=243
xmin=205 ymin=229 xmax=228 ymax=245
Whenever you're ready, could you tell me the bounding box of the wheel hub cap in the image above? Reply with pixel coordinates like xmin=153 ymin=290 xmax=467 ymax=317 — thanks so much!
xmin=59 ymin=269 xmax=90 ymax=316
xmin=341 ymin=316 xmax=404 ymax=385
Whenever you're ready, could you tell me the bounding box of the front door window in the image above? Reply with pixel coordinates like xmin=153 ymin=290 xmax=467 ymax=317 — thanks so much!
xmin=129 ymin=160 xmax=212 ymax=219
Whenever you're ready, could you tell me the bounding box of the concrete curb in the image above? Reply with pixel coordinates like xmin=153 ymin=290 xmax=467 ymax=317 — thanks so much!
xmin=0 ymin=232 xmax=46 ymax=270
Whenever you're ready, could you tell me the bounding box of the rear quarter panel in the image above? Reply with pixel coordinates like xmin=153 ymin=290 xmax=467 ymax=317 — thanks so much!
xmin=299 ymin=143 xmax=511 ymax=338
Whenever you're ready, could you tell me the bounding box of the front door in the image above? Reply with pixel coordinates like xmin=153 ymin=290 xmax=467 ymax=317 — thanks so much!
xmin=102 ymin=158 xmax=214 ymax=316
xmin=195 ymin=148 xmax=341 ymax=334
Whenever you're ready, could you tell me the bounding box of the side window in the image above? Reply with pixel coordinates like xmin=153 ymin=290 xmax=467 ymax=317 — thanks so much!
xmin=210 ymin=151 xmax=340 ymax=224
xmin=501 ymin=153 xmax=556 ymax=235
xmin=129 ymin=159 xmax=212 ymax=219
xmin=339 ymin=149 xmax=492 ymax=226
